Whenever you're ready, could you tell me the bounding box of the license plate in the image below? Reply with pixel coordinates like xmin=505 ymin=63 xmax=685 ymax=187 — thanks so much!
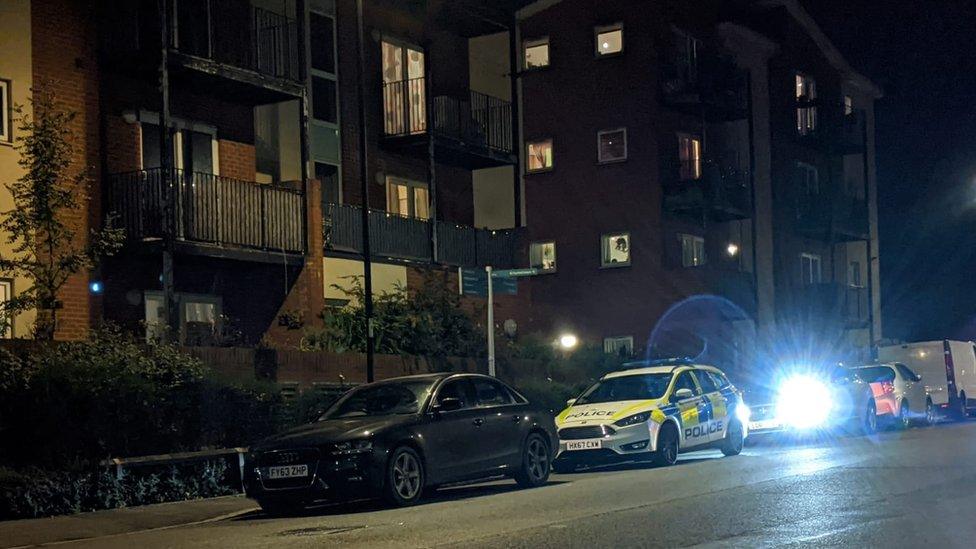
xmin=749 ymin=419 xmax=782 ymax=431
xmin=565 ymin=439 xmax=602 ymax=451
xmin=267 ymin=464 xmax=309 ymax=479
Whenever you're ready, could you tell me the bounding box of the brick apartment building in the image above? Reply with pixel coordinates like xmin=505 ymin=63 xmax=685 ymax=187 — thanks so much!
xmin=514 ymin=0 xmax=881 ymax=371
xmin=0 ymin=0 xmax=881 ymax=373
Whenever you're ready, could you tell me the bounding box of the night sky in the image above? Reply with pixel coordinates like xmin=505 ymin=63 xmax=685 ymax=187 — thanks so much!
xmin=803 ymin=1 xmax=976 ymax=342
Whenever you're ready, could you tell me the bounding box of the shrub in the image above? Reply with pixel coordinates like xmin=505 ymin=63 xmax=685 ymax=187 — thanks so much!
xmin=517 ymin=379 xmax=590 ymax=415
xmin=0 ymin=461 xmax=235 ymax=520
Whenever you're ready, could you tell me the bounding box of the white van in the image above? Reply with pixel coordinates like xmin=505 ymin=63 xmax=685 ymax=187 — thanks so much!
xmin=878 ymin=340 xmax=976 ymax=419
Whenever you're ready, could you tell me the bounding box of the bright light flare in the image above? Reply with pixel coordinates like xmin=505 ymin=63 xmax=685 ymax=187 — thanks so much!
xmin=776 ymin=375 xmax=833 ymax=429
xmin=558 ymin=334 xmax=579 ymax=350
xmin=736 ymin=404 xmax=751 ymax=423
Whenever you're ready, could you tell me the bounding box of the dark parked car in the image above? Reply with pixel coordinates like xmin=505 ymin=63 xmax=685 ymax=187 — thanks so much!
xmin=244 ymin=373 xmax=558 ymax=514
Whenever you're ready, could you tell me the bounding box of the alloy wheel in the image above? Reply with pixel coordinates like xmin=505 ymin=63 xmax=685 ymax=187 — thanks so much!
xmin=526 ymin=437 xmax=549 ymax=481
xmin=393 ymin=451 xmax=421 ymax=500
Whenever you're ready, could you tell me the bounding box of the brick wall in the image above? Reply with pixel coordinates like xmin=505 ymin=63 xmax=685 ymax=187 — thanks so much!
xmin=264 ymin=179 xmax=327 ymax=347
xmin=105 ymin=115 xmax=141 ymax=173
xmin=218 ymin=140 xmax=257 ymax=181
xmin=32 ymin=0 xmax=102 ymax=340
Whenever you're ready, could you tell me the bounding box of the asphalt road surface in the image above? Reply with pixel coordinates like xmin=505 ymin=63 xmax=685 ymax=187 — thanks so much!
xmin=60 ymin=422 xmax=976 ymax=548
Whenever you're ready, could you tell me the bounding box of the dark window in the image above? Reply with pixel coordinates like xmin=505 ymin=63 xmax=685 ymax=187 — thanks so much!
xmin=472 ymin=378 xmax=514 ymax=407
xmin=673 ymin=372 xmax=701 ymax=396
xmin=315 ymin=162 xmax=340 ymax=205
xmin=708 ymin=371 xmax=731 ymax=389
xmin=141 ymin=122 xmax=161 ymax=169
xmin=436 ymin=379 xmax=476 ymax=409
xmin=696 ymin=370 xmax=721 ymax=394
xmin=187 ymin=131 xmax=213 ymax=174
xmin=312 ymin=77 xmax=337 ymax=123
xmin=310 ymin=13 xmax=336 ymax=74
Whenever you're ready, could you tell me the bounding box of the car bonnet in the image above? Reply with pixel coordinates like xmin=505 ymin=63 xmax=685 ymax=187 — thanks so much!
xmin=556 ymin=399 xmax=668 ymax=427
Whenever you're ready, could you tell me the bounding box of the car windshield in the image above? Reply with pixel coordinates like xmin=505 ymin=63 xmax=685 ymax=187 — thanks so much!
xmin=851 ymin=367 xmax=896 ymax=383
xmin=575 ymin=373 xmax=673 ymax=404
xmin=322 ymin=379 xmax=435 ymax=419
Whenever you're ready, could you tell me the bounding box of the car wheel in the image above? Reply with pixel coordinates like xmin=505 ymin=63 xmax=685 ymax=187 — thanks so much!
xmin=258 ymin=498 xmax=305 ymax=517
xmin=514 ymin=433 xmax=551 ymax=488
xmin=925 ymin=399 xmax=936 ymax=426
xmin=721 ymin=419 xmax=744 ymax=456
xmin=898 ymin=400 xmax=912 ymax=429
xmin=653 ymin=423 xmax=679 ymax=467
xmin=863 ymin=400 xmax=878 ymax=435
xmin=384 ymin=446 xmax=424 ymax=506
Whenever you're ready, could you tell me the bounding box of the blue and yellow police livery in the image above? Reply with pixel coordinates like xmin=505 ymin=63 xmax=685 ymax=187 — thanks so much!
xmin=552 ymin=361 xmax=748 ymax=472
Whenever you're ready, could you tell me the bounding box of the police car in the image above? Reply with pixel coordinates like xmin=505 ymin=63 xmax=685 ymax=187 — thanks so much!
xmin=552 ymin=360 xmax=748 ymax=472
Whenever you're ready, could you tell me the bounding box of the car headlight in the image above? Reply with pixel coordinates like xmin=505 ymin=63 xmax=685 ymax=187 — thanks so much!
xmin=332 ymin=440 xmax=373 ymax=455
xmin=735 ymin=404 xmax=751 ymax=423
xmin=776 ymin=375 xmax=833 ymax=429
xmin=614 ymin=412 xmax=651 ymax=427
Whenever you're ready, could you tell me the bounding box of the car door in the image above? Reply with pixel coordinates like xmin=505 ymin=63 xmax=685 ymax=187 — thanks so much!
xmin=671 ymin=371 xmax=708 ymax=448
xmin=470 ymin=377 xmax=524 ymax=473
xmin=697 ymin=370 xmax=729 ymax=443
xmin=895 ymin=363 xmax=927 ymax=413
xmin=421 ymin=378 xmax=485 ymax=483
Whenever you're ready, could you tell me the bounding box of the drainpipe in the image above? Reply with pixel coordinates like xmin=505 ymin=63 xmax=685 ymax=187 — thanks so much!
xmin=158 ymin=0 xmax=179 ymax=342
xmin=425 ymin=44 xmax=438 ymax=263
xmin=508 ymin=17 xmax=522 ymax=228
xmin=862 ymin=108 xmax=875 ymax=355
xmin=356 ymin=0 xmax=375 ymax=382
xmin=296 ymin=0 xmax=311 ymax=254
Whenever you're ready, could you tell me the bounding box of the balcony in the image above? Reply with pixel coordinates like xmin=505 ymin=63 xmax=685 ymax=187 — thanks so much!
xmin=381 ymin=78 xmax=516 ymax=169
xmin=795 ymin=103 xmax=867 ymax=156
xmin=795 ymin=191 xmax=869 ymax=242
xmin=676 ymin=267 xmax=757 ymax=319
xmin=797 ymin=283 xmax=870 ymax=329
xmin=660 ymin=48 xmax=749 ymax=122
xmin=324 ymin=204 xmax=522 ymax=269
xmin=107 ymin=168 xmax=306 ymax=263
xmin=836 ymin=109 xmax=867 ymax=155
xmin=101 ymin=1 xmax=303 ymax=104
xmin=663 ymin=161 xmax=752 ymax=222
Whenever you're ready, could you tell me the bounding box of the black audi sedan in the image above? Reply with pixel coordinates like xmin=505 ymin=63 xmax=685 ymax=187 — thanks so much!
xmin=244 ymin=373 xmax=557 ymax=514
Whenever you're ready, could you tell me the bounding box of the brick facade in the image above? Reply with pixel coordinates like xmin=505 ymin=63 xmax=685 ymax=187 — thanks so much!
xmin=217 ymin=140 xmax=257 ymax=181
xmin=31 ymin=0 xmax=102 ymax=339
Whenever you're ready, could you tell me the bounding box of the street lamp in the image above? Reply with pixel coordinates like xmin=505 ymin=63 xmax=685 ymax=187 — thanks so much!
xmin=559 ymin=333 xmax=579 ymax=350
xmin=726 ymin=243 xmax=740 ymax=257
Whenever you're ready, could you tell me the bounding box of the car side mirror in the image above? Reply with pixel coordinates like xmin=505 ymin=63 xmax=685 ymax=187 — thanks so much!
xmin=436 ymin=397 xmax=464 ymax=413
xmin=566 ymin=398 xmax=576 ymax=407
xmin=673 ymin=388 xmax=694 ymax=401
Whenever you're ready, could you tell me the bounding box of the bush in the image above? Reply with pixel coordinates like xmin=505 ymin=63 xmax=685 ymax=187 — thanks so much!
xmin=0 ymin=461 xmax=235 ymax=520
xmin=516 ymin=379 xmax=590 ymax=415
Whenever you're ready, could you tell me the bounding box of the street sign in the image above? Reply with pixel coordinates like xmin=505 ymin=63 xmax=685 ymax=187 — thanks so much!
xmin=460 ymin=268 xmax=517 ymax=296
xmin=491 ymin=268 xmax=540 ymax=279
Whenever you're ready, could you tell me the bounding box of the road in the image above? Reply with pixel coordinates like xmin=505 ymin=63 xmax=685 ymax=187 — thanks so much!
xmin=54 ymin=422 xmax=976 ymax=548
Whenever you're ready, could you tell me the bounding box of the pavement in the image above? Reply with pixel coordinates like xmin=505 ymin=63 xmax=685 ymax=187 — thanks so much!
xmin=5 ymin=421 xmax=976 ymax=548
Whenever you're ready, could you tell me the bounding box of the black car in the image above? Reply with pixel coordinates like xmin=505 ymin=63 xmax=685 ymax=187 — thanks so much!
xmin=244 ymin=373 xmax=557 ymax=513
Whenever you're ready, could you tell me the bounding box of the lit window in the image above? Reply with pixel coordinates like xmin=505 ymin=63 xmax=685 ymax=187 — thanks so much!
xmin=796 ymin=162 xmax=819 ymax=195
xmin=680 ymin=234 xmax=706 ymax=267
xmin=602 ymin=233 xmax=631 ymax=267
xmin=800 ymin=253 xmax=822 ymax=285
xmin=604 ymin=336 xmax=634 ymax=357
xmin=848 ymin=260 xmax=862 ymax=288
xmin=796 ymin=73 xmax=818 ymax=135
xmin=595 ymin=24 xmax=623 ymax=56
xmin=526 ymin=139 xmax=553 ymax=172
xmin=386 ymin=176 xmax=430 ymax=219
xmin=678 ymin=134 xmax=702 ymax=180
xmin=0 ymin=279 xmax=12 ymax=338
xmin=0 ymin=79 xmax=9 ymax=143
xmin=598 ymin=128 xmax=627 ymax=163
xmin=523 ymin=37 xmax=550 ymax=69
xmin=844 ymin=95 xmax=854 ymax=116
xmin=530 ymin=241 xmax=557 ymax=272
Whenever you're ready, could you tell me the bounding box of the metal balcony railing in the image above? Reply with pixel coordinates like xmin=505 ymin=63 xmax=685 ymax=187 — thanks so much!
xmin=382 ymin=78 xmax=514 ymax=155
xmin=108 ymin=168 xmax=305 ymax=254
xmin=172 ymin=2 xmax=300 ymax=81
xmin=663 ymin=160 xmax=752 ymax=220
xmin=795 ymin=189 xmax=869 ymax=241
xmin=324 ymin=203 xmax=521 ymax=268
xmin=799 ymin=283 xmax=870 ymax=327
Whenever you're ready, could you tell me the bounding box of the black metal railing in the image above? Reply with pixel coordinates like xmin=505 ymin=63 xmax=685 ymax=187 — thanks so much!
xmin=795 ymin=190 xmax=869 ymax=241
xmin=660 ymin=44 xmax=749 ymax=120
xmin=799 ymin=283 xmax=870 ymax=327
xmin=324 ymin=203 xmax=521 ymax=268
xmin=173 ymin=2 xmax=300 ymax=81
xmin=382 ymin=79 xmax=514 ymax=154
xmin=663 ymin=160 xmax=752 ymax=220
xmin=108 ymin=168 xmax=305 ymax=254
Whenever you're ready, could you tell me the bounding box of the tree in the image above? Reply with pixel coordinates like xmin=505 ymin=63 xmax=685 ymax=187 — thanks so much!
xmin=0 ymin=90 xmax=124 ymax=339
